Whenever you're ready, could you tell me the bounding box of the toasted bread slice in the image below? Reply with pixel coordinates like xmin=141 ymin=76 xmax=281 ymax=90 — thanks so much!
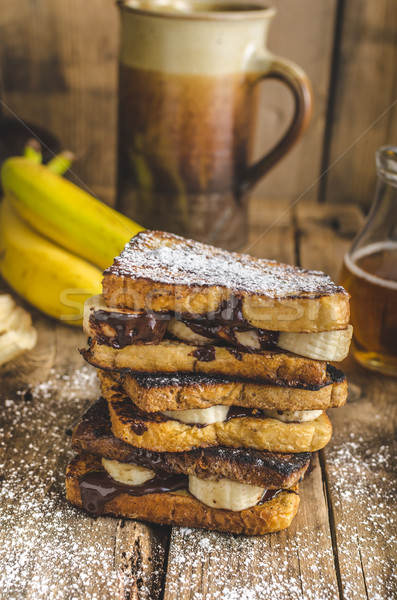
xmin=102 ymin=375 xmax=332 ymax=453
xmin=72 ymin=397 xmax=311 ymax=488
xmin=81 ymin=339 xmax=330 ymax=387
xmin=102 ymin=230 xmax=349 ymax=333
xmin=84 ymin=295 xmax=352 ymax=361
xmin=107 ymin=365 xmax=346 ymax=413
xmin=66 ymin=454 xmax=300 ymax=535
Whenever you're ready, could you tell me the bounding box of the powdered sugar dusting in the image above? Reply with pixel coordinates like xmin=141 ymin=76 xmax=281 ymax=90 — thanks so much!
xmin=325 ymin=432 xmax=397 ymax=600
xmin=165 ymin=521 xmax=339 ymax=600
xmin=106 ymin=231 xmax=347 ymax=298
xmin=163 ymin=429 xmax=396 ymax=600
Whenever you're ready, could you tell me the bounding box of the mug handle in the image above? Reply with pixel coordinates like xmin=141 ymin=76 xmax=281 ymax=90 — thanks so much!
xmin=240 ymin=54 xmax=313 ymax=196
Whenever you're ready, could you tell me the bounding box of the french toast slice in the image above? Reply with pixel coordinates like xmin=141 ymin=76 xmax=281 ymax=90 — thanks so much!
xmin=106 ymin=365 xmax=347 ymax=413
xmin=66 ymin=454 xmax=300 ymax=535
xmin=72 ymin=397 xmax=311 ymax=488
xmin=84 ymin=295 xmax=353 ymax=362
xmin=81 ymin=339 xmax=330 ymax=387
xmin=101 ymin=375 xmax=332 ymax=453
xmin=102 ymin=230 xmax=349 ymax=332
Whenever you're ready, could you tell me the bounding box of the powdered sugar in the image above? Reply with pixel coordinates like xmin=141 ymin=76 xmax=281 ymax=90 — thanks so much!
xmin=325 ymin=432 xmax=397 ymax=600
xmin=106 ymin=231 xmax=347 ymax=298
xmin=165 ymin=522 xmax=339 ymax=600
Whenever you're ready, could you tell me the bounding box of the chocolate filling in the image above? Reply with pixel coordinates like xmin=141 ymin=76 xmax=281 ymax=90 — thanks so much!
xmin=191 ymin=345 xmax=216 ymax=362
xmin=89 ymin=310 xmax=168 ymax=348
xmin=79 ymin=467 xmax=290 ymax=516
xmin=79 ymin=469 xmax=187 ymax=516
xmin=88 ymin=295 xmax=279 ymax=353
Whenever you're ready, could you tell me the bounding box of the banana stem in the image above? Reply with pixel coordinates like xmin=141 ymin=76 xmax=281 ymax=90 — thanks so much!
xmin=24 ymin=139 xmax=42 ymax=164
xmin=46 ymin=150 xmax=76 ymax=175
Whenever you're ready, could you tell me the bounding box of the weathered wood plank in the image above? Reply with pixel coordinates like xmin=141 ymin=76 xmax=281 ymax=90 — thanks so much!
xmin=323 ymin=361 xmax=397 ymax=600
xmin=322 ymin=0 xmax=397 ymax=209
xmin=254 ymin=0 xmax=338 ymax=202
xmin=0 ymin=318 xmax=169 ymax=599
xmin=247 ymin=197 xmax=296 ymax=262
xmin=295 ymin=200 xmax=364 ymax=280
xmin=0 ymin=0 xmax=118 ymax=205
xmin=297 ymin=202 xmax=397 ymax=599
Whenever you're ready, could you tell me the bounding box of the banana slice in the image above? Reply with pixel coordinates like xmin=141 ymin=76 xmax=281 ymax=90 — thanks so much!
xmin=0 ymin=295 xmax=37 ymax=365
xmin=234 ymin=330 xmax=261 ymax=350
xmin=0 ymin=294 xmax=16 ymax=331
xmin=167 ymin=318 xmax=214 ymax=344
xmin=277 ymin=325 xmax=353 ymax=361
xmin=262 ymin=409 xmax=323 ymax=423
xmin=102 ymin=458 xmax=155 ymax=485
xmin=161 ymin=405 xmax=229 ymax=425
xmin=188 ymin=475 xmax=265 ymax=511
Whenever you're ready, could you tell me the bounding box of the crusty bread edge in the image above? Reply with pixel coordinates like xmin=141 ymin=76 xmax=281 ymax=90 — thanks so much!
xmin=66 ymin=454 xmax=300 ymax=535
xmin=82 ymin=340 xmax=329 ymax=387
xmin=109 ymin=370 xmax=347 ymax=412
xmin=102 ymin=273 xmax=349 ymax=333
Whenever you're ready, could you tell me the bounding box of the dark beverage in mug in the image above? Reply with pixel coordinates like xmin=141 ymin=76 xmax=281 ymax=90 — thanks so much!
xmin=118 ymin=66 xmax=259 ymax=246
xmin=117 ymin=1 xmax=312 ymax=249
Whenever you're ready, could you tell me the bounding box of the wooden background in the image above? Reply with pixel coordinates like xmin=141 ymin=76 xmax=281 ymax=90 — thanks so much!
xmin=0 ymin=0 xmax=396 ymax=209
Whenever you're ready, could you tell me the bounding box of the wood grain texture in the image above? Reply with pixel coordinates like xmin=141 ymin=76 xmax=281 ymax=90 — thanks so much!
xmin=322 ymin=361 xmax=397 ymax=600
xmin=0 ymin=317 xmax=169 ymax=599
xmin=322 ymin=0 xmax=397 ymax=209
xmin=297 ymin=202 xmax=397 ymax=600
xmin=0 ymin=0 xmax=119 ymax=205
xmin=253 ymin=0 xmax=338 ymax=201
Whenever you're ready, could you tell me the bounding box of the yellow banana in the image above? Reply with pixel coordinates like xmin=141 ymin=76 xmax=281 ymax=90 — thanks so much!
xmin=0 ymin=198 xmax=102 ymax=326
xmin=1 ymin=156 xmax=145 ymax=271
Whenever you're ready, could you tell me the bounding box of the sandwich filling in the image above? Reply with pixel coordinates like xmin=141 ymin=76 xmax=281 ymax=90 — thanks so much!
xmin=78 ymin=458 xmax=287 ymax=516
xmin=160 ymin=405 xmax=323 ymax=425
xmin=84 ymin=295 xmax=352 ymax=362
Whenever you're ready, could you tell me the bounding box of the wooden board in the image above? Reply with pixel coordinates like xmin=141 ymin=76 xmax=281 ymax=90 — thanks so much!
xmin=254 ymin=0 xmax=338 ymax=202
xmin=321 ymin=0 xmax=397 ymax=209
xmin=0 ymin=313 xmax=169 ymax=599
xmin=0 ymin=199 xmax=396 ymax=599
xmin=0 ymin=0 xmax=119 ymax=206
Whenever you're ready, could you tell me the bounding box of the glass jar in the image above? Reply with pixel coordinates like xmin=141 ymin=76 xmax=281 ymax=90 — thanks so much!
xmin=340 ymin=146 xmax=397 ymax=376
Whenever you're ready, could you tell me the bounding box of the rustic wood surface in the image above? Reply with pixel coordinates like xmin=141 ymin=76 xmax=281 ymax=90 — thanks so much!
xmin=0 ymin=198 xmax=396 ymax=599
xmin=321 ymin=0 xmax=397 ymax=209
xmin=2 ymin=0 xmax=395 ymax=208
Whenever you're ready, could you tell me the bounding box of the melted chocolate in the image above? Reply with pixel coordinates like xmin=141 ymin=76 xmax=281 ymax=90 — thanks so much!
xmin=226 ymin=406 xmax=262 ymax=420
xmin=191 ymin=345 xmax=216 ymax=362
xmin=79 ymin=469 xmax=187 ymax=516
xmin=128 ymin=421 xmax=148 ymax=436
xmin=227 ymin=348 xmax=243 ymax=361
xmin=257 ymin=487 xmax=299 ymax=505
xmin=79 ymin=467 xmax=289 ymax=516
xmin=182 ymin=319 xmax=278 ymax=352
xmin=89 ymin=294 xmax=279 ymax=353
xmin=187 ymin=296 xmax=245 ymax=325
xmin=90 ymin=309 xmax=167 ymax=349
xmin=124 ymin=446 xmax=176 ymax=477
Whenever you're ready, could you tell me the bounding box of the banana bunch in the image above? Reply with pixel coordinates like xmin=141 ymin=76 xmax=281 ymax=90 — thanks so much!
xmin=0 ymin=144 xmax=144 ymax=326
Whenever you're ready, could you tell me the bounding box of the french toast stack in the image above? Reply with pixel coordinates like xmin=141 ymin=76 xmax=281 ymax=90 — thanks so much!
xmin=66 ymin=231 xmax=352 ymax=535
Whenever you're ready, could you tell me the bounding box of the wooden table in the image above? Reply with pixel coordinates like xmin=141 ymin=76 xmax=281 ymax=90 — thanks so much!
xmin=1 ymin=199 xmax=396 ymax=600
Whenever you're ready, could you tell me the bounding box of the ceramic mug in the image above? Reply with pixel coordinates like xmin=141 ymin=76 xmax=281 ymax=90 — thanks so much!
xmin=116 ymin=1 xmax=312 ymax=249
